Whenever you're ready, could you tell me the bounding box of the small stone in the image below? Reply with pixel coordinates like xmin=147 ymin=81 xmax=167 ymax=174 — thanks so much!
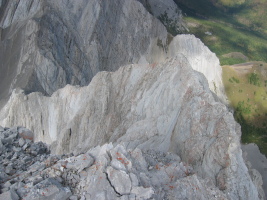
xmin=31 ymin=150 xmax=38 ymax=156
xmin=32 ymin=176 xmax=43 ymax=185
xmin=29 ymin=162 xmax=46 ymax=173
xmin=1 ymin=137 xmax=12 ymax=145
xmin=9 ymin=182 xmax=19 ymax=190
xmin=5 ymin=166 xmax=16 ymax=175
xmin=18 ymin=127 xmax=34 ymax=141
xmin=13 ymin=147 xmax=21 ymax=152
xmin=131 ymin=186 xmax=154 ymax=199
xmin=18 ymin=138 xmax=25 ymax=147
xmin=8 ymin=132 xmax=18 ymax=140
xmin=69 ymin=195 xmax=78 ymax=200
xmin=0 ymin=189 xmax=19 ymax=200
xmin=9 ymin=127 xmax=18 ymax=133
xmin=66 ymin=154 xmax=94 ymax=172
xmin=129 ymin=173 xmax=139 ymax=187
xmin=3 ymin=181 xmax=11 ymax=189
xmin=1 ymin=187 xmax=10 ymax=193
xmin=55 ymin=176 xmax=63 ymax=183
xmin=6 ymin=153 xmax=14 ymax=159
xmin=22 ymin=156 xmax=32 ymax=164
xmin=25 ymin=139 xmax=32 ymax=144
xmin=22 ymin=143 xmax=29 ymax=151
xmin=79 ymin=171 xmax=88 ymax=179
xmin=23 ymin=178 xmax=72 ymax=200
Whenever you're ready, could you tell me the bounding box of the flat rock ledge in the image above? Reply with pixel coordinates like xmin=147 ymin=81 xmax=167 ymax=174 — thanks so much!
xmin=0 ymin=126 xmax=228 ymax=200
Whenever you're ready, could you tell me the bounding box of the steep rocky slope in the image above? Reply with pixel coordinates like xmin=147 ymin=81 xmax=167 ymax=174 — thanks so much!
xmin=0 ymin=0 xmax=264 ymax=199
xmin=0 ymin=55 xmax=264 ymax=199
xmin=0 ymin=0 xmax=225 ymax=107
xmin=0 ymin=127 xmax=228 ymax=199
xmin=0 ymin=0 xmax=166 ymax=103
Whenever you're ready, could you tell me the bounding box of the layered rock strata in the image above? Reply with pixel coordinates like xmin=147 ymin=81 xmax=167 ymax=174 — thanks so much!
xmin=0 ymin=0 xmax=261 ymax=199
xmin=0 ymin=0 xmax=225 ymax=106
xmin=0 ymin=55 xmax=263 ymax=199
xmin=0 ymin=0 xmax=167 ymax=101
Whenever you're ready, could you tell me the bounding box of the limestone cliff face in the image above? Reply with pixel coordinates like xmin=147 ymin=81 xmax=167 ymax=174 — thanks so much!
xmin=0 ymin=0 xmax=167 ymax=100
xmin=0 ymin=0 xmax=261 ymax=199
xmin=0 ymin=55 xmax=263 ymax=199
xmin=167 ymin=35 xmax=225 ymax=102
xmin=0 ymin=0 xmax=225 ymax=105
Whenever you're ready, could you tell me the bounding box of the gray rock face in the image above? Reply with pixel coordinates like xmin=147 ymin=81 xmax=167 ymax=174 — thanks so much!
xmin=0 ymin=138 xmax=228 ymax=200
xmin=0 ymin=0 xmax=225 ymax=108
xmin=0 ymin=189 xmax=19 ymax=200
xmin=0 ymin=55 xmax=263 ymax=199
xmin=137 ymin=0 xmax=188 ymax=34
xmin=0 ymin=0 xmax=167 ymax=102
xmin=242 ymin=144 xmax=267 ymax=199
xmin=0 ymin=0 xmax=262 ymax=199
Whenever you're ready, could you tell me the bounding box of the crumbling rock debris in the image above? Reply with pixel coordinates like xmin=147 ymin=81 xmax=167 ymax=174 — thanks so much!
xmin=0 ymin=133 xmax=227 ymax=199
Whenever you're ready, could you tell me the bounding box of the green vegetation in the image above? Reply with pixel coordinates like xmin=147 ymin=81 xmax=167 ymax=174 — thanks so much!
xmin=236 ymin=101 xmax=252 ymax=115
xmin=229 ymin=76 xmax=240 ymax=83
xmin=220 ymin=57 xmax=247 ymax=66
xmin=183 ymin=17 xmax=267 ymax=65
xmin=174 ymin=0 xmax=267 ymax=65
xmin=248 ymin=73 xmax=261 ymax=86
xmin=222 ymin=63 xmax=267 ymax=155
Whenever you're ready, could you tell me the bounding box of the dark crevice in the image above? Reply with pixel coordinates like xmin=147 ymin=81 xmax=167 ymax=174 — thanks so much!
xmin=27 ymin=0 xmax=34 ymax=12
xmin=104 ymin=172 xmax=122 ymax=197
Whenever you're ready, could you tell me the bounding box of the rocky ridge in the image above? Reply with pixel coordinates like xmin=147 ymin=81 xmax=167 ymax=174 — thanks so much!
xmin=0 ymin=0 xmax=225 ymax=107
xmin=0 ymin=126 xmax=228 ymax=199
xmin=0 ymin=55 xmax=264 ymax=199
xmin=0 ymin=0 xmax=264 ymax=199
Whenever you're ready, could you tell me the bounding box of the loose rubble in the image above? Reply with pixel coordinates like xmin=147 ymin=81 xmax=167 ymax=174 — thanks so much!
xmin=0 ymin=126 xmax=228 ymax=200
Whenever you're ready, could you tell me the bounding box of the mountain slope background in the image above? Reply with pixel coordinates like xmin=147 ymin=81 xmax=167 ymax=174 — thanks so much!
xmin=174 ymin=0 xmax=267 ymax=65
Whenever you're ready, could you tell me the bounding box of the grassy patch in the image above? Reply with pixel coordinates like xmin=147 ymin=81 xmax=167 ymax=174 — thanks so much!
xmin=222 ymin=63 xmax=267 ymax=155
xmin=220 ymin=57 xmax=247 ymax=65
xmin=184 ymin=17 xmax=267 ymax=64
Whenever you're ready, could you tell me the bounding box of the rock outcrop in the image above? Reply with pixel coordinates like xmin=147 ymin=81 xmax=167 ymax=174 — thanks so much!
xmin=0 ymin=55 xmax=263 ymax=199
xmin=0 ymin=0 xmax=263 ymax=199
xmin=137 ymin=0 xmax=188 ymax=34
xmin=0 ymin=0 xmax=167 ymax=102
xmin=0 ymin=127 xmax=228 ymax=199
xmin=0 ymin=0 xmax=225 ymax=108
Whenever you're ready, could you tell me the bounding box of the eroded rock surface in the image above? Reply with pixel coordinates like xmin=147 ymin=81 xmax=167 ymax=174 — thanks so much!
xmin=0 ymin=0 xmax=262 ymax=199
xmin=137 ymin=0 xmax=188 ymax=34
xmin=0 ymin=0 xmax=167 ymax=102
xmin=0 ymin=0 xmax=225 ymax=107
xmin=0 ymin=55 xmax=263 ymax=199
xmin=0 ymin=129 xmax=227 ymax=200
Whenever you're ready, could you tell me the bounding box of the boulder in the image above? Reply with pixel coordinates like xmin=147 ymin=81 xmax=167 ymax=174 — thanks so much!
xmin=23 ymin=178 xmax=72 ymax=200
